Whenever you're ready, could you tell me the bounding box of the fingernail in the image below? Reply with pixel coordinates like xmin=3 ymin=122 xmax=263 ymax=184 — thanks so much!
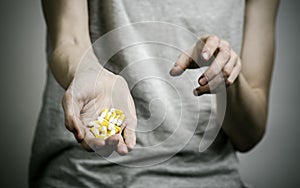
xmin=199 ymin=75 xmax=207 ymax=86
xmin=202 ymin=51 xmax=209 ymax=60
xmin=193 ymin=89 xmax=198 ymax=96
xmin=170 ymin=65 xmax=183 ymax=76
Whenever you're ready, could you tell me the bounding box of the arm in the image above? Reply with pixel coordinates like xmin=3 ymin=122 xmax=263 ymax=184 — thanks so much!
xmin=42 ymin=0 xmax=137 ymax=155
xmin=42 ymin=0 xmax=93 ymax=89
xmin=223 ymin=0 xmax=279 ymax=152
xmin=170 ymin=0 xmax=279 ymax=152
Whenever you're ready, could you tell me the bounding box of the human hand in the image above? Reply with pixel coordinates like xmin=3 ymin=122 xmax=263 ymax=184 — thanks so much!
xmin=62 ymin=61 xmax=137 ymax=157
xmin=169 ymin=35 xmax=242 ymax=95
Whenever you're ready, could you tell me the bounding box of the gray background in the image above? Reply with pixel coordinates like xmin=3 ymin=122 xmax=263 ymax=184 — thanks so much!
xmin=0 ymin=0 xmax=299 ymax=187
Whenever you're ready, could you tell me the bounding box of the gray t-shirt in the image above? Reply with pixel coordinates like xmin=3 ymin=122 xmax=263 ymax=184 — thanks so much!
xmin=30 ymin=0 xmax=246 ymax=187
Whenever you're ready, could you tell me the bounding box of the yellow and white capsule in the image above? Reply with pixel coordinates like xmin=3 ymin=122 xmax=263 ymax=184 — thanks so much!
xmin=114 ymin=125 xmax=121 ymax=133
xmin=101 ymin=125 xmax=107 ymax=135
xmin=109 ymin=129 xmax=116 ymax=136
xmin=109 ymin=112 xmax=116 ymax=123
xmin=100 ymin=108 xmax=108 ymax=118
xmin=110 ymin=108 xmax=123 ymax=115
xmin=105 ymin=111 xmax=112 ymax=120
xmin=116 ymin=114 xmax=125 ymax=126
xmin=90 ymin=127 xmax=100 ymax=137
xmin=97 ymin=116 xmax=104 ymax=123
xmin=108 ymin=123 xmax=115 ymax=131
xmin=113 ymin=115 xmax=120 ymax=124
xmin=100 ymin=119 xmax=109 ymax=127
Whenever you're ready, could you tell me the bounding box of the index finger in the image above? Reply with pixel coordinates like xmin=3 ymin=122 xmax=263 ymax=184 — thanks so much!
xmin=199 ymin=40 xmax=231 ymax=85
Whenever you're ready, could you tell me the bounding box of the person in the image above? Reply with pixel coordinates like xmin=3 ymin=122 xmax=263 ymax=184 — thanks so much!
xmin=29 ymin=0 xmax=279 ymax=187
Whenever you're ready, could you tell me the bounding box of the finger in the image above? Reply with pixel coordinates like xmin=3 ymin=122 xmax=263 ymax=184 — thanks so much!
xmin=227 ymin=58 xmax=242 ymax=86
xmin=194 ymin=73 xmax=224 ymax=96
xmin=199 ymin=40 xmax=231 ymax=86
xmin=223 ymin=50 xmax=238 ymax=78
xmin=123 ymin=122 xmax=136 ymax=151
xmin=62 ymin=91 xmax=85 ymax=142
xmin=193 ymin=84 xmax=211 ymax=96
xmin=201 ymin=35 xmax=220 ymax=61
xmin=169 ymin=49 xmax=193 ymax=76
xmin=93 ymin=137 xmax=116 ymax=157
xmin=115 ymin=134 xmax=129 ymax=156
xmin=85 ymin=133 xmax=119 ymax=157
xmin=81 ymin=139 xmax=93 ymax=152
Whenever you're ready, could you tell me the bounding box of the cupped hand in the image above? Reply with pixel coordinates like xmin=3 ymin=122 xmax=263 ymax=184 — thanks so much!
xmin=62 ymin=62 xmax=137 ymax=157
xmin=170 ymin=34 xmax=242 ymax=95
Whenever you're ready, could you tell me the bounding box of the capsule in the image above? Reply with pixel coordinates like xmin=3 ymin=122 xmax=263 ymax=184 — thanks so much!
xmin=116 ymin=114 xmax=125 ymax=126
xmin=108 ymin=123 xmax=115 ymax=131
xmin=115 ymin=109 xmax=123 ymax=115
xmin=109 ymin=112 xmax=116 ymax=123
xmin=101 ymin=126 xmax=107 ymax=135
xmin=90 ymin=108 xmax=126 ymax=140
xmin=105 ymin=111 xmax=112 ymax=120
xmin=100 ymin=119 xmax=109 ymax=127
xmin=100 ymin=108 xmax=108 ymax=118
xmin=90 ymin=127 xmax=100 ymax=137
xmin=97 ymin=116 xmax=104 ymax=123
xmin=114 ymin=125 xmax=121 ymax=133
xmin=109 ymin=129 xmax=116 ymax=136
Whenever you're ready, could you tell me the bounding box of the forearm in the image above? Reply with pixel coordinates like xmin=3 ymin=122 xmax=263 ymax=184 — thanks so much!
xmin=222 ymin=0 xmax=279 ymax=152
xmin=223 ymin=74 xmax=268 ymax=152
xmin=42 ymin=0 xmax=99 ymax=89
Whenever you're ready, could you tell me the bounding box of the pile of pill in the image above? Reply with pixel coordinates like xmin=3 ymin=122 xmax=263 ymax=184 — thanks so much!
xmin=89 ymin=108 xmax=125 ymax=140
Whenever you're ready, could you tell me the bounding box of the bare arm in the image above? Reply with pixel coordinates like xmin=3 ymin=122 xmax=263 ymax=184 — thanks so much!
xmin=223 ymin=0 xmax=279 ymax=152
xmin=42 ymin=0 xmax=94 ymax=89
xmin=41 ymin=0 xmax=137 ymax=155
xmin=170 ymin=0 xmax=279 ymax=152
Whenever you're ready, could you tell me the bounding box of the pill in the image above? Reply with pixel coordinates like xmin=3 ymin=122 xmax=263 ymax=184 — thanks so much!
xmin=115 ymin=109 xmax=123 ymax=115
xmin=101 ymin=126 xmax=107 ymax=135
xmin=109 ymin=112 xmax=116 ymax=123
xmin=90 ymin=108 xmax=125 ymax=140
xmin=114 ymin=125 xmax=121 ymax=133
xmin=90 ymin=127 xmax=100 ymax=137
xmin=108 ymin=123 xmax=115 ymax=131
xmin=97 ymin=116 xmax=104 ymax=123
xmin=113 ymin=115 xmax=120 ymax=124
xmin=100 ymin=108 xmax=108 ymax=117
xmin=110 ymin=129 xmax=116 ymax=136
xmin=105 ymin=112 xmax=112 ymax=120
xmin=101 ymin=119 xmax=109 ymax=127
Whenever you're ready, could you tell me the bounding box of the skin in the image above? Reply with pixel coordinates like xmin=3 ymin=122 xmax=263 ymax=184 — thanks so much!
xmin=42 ymin=0 xmax=279 ymax=154
xmin=170 ymin=0 xmax=279 ymax=152
xmin=42 ymin=0 xmax=137 ymax=156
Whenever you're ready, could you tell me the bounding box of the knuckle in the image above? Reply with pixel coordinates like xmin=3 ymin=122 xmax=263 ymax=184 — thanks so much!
xmin=226 ymin=79 xmax=234 ymax=85
xmin=212 ymin=66 xmax=220 ymax=75
xmin=210 ymin=35 xmax=220 ymax=41
xmin=223 ymin=69 xmax=231 ymax=77
xmin=223 ymin=50 xmax=231 ymax=60
xmin=221 ymin=40 xmax=230 ymax=48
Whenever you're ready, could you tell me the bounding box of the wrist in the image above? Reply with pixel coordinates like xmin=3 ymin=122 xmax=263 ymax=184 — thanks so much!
xmin=49 ymin=43 xmax=100 ymax=89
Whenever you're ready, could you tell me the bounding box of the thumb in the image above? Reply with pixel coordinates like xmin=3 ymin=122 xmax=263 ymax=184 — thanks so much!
xmin=62 ymin=91 xmax=85 ymax=143
xmin=169 ymin=50 xmax=193 ymax=76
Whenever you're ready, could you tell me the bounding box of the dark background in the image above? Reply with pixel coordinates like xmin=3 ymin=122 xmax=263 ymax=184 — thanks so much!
xmin=0 ymin=0 xmax=299 ymax=187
